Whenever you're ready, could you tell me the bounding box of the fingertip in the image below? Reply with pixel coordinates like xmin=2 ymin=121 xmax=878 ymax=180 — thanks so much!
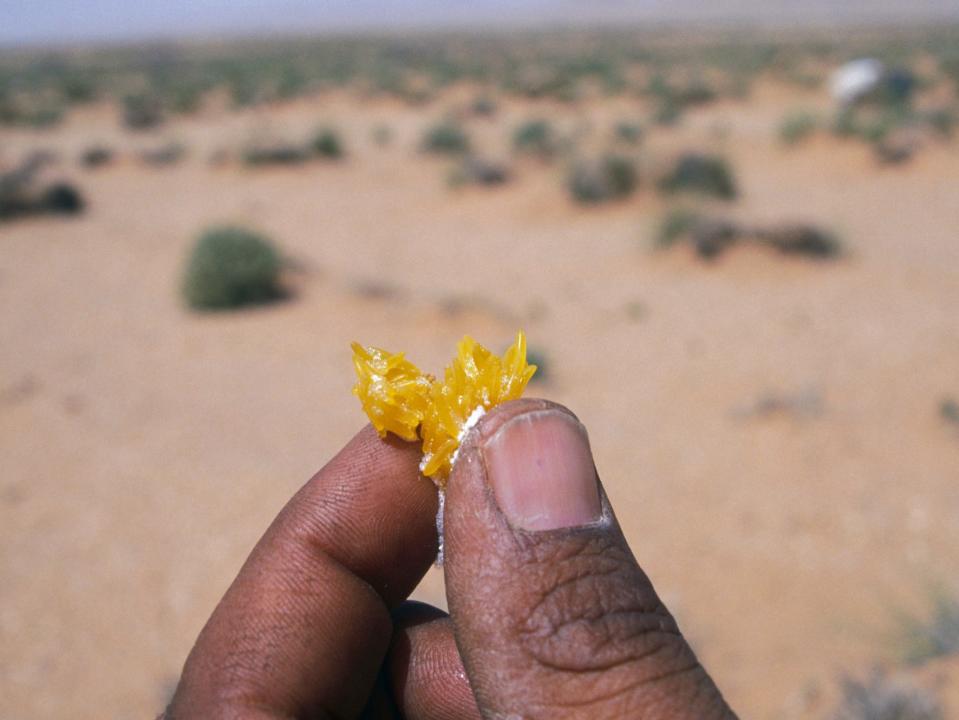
xmin=388 ymin=602 xmax=480 ymax=720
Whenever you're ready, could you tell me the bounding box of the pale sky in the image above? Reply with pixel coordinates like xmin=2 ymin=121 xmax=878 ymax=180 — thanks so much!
xmin=2 ymin=0 xmax=957 ymax=47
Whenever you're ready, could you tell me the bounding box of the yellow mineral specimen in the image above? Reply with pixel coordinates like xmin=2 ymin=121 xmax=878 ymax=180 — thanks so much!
xmin=351 ymin=332 xmax=537 ymax=485
xmin=350 ymin=342 xmax=432 ymax=442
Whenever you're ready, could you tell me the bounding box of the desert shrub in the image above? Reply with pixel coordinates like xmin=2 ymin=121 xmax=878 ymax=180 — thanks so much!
xmin=833 ymin=107 xmax=859 ymax=138
xmin=655 ymin=207 xmax=704 ymax=249
xmin=39 ymin=183 xmax=84 ymax=215
xmin=243 ymin=142 xmax=311 ymax=167
xmin=652 ymin=98 xmax=682 ymax=126
xmin=658 ymin=153 xmax=737 ymax=200
xmin=512 ymin=119 xmax=554 ymax=158
xmin=312 ymin=128 xmax=344 ymax=159
xmin=831 ymin=671 xmax=942 ymax=720
xmin=876 ymin=67 xmax=919 ymax=108
xmin=858 ymin=112 xmax=899 ymax=145
xmin=568 ymin=154 xmax=637 ymax=204
xmin=0 ymin=155 xmax=84 ymax=221
xmin=923 ymin=108 xmax=956 ymax=138
xmin=139 ymin=143 xmax=186 ymax=167
xmin=470 ymin=94 xmax=497 ymax=117
xmin=655 ymin=211 xmax=840 ymax=261
xmin=526 ymin=348 xmax=549 ymax=383
xmin=614 ymin=121 xmax=644 ymax=145
xmin=756 ymin=224 xmax=842 ymax=259
xmin=941 ymin=397 xmax=959 ymax=425
xmin=182 ymin=226 xmax=284 ymax=311
xmin=167 ymin=83 xmax=204 ymax=115
xmin=20 ymin=106 xmax=64 ymax=129
xmin=779 ymin=110 xmax=817 ymax=145
xmin=121 ymin=94 xmax=163 ymax=131
xmin=79 ymin=145 xmax=114 ymax=169
xmin=421 ymin=120 xmax=470 ymax=155
xmin=674 ymin=80 xmax=717 ymax=107
xmin=873 ymin=136 xmax=917 ymax=165
xmin=449 ymin=156 xmax=509 ymax=187
xmin=897 ymin=589 xmax=959 ymax=665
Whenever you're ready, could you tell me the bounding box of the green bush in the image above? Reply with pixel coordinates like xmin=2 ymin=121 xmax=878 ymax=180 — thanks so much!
xmin=512 ymin=119 xmax=554 ymax=158
xmin=755 ymin=224 xmax=842 ymax=259
xmin=652 ymin=98 xmax=682 ymax=126
xmin=182 ymin=227 xmax=284 ymax=310
xmin=0 ymin=158 xmax=84 ymax=221
xmin=526 ymin=348 xmax=549 ymax=383
xmin=941 ymin=397 xmax=959 ymax=425
xmin=449 ymin=156 xmax=509 ymax=187
xmin=833 ymin=108 xmax=859 ymax=138
xmin=139 ymin=142 xmax=186 ymax=167
xmin=242 ymin=142 xmax=311 ymax=166
xmin=470 ymin=94 xmax=497 ymax=117
xmin=778 ymin=110 xmax=817 ymax=145
xmin=121 ymin=94 xmax=163 ymax=131
xmin=420 ymin=120 xmax=470 ymax=155
xmin=312 ymin=128 xmax=344 ymax=159
xmin=655 ymin=211 xmax=840 ymax=261
xmin=658 ymin=153 xmax=737 ymax=200
xmin=568 ymin=154 xmax=637 ymax=204
xmin=40 ymin=183 xmax=84 ymax=215
xmin=80 ymin=145 xmax=114 ymax=169
xmin=655 ymin=207 xmax=703 ymax=249
xmin=924 ymin=108 xmax=956 ymax=138
xmin=614 ymin=121 xmax=644 ymax=145
xmin=897 ymin=588 xmax=959 ymax=665
xmin=831 ymin=671 xmax=942 ymax=720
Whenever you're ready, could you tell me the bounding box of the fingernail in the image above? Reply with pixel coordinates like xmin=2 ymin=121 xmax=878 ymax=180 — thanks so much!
xmin=482 ymin=410 xmax=601 ymax=531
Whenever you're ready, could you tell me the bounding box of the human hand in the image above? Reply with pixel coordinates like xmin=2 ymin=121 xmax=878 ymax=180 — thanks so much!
xmin=165 ymin=398 xmax=736 ymax=719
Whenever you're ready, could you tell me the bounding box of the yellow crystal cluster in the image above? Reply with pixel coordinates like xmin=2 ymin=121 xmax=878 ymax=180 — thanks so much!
xmin=351 ymin=332 xmax=537 ymax=485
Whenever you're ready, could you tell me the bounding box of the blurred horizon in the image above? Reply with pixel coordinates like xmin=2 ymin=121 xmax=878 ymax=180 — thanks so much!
xmin=4 ymin=0 xmax=959 ymax=48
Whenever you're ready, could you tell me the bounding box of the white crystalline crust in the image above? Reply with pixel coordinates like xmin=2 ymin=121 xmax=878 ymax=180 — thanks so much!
xmin=450 ymin=405 xmax=486 ymax=467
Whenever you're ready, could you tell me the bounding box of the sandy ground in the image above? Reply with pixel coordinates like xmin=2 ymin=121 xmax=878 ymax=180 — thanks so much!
xmin=2 ymin=80 xmax=959 ymax=719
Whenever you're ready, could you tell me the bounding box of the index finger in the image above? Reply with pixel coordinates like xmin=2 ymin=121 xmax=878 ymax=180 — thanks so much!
xmin=168 ymin=424 xmax=440 ymax=719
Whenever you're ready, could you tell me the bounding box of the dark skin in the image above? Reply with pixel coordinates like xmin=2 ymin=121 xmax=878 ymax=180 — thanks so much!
xmin=165 ymin=399 xmax=737 ymax=719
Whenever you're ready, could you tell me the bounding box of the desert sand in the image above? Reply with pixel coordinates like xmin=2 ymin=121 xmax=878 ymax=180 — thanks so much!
xmin=2 ymin=77 xmax=959 ymax=719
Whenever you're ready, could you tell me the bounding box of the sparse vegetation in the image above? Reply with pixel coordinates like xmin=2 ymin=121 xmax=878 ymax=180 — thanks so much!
xmin=614 ymin=121 xmax=644 ymax=145
xmin=449 ymin=156 xmax=510 ymax=187
xmin=312 ymin=127 xmax=344 ymax=159
xmin=756 ymin=224 xmax=842 ymax=258
xmin=526 ymin=348 xmax=549 ymax=383
xmin=830 ymin=671 xmax=942 ymax=720
xmin=421 ymin=120 xmax=470 ymax=155
xmin=39 ymin=183 xmax=84 ymax=215
xmin=79 ymin=145 xmax=114 ymax=169
xmin=182 ymin=226 xmax=284 ymax=310
xmin=941 ymin=397 xmax=959 ymax=425
xmin=139 ymin=142 xmax=186 ymax=167
xmin=512 ymin=119 xmax=555 ymax=159
xmin=121 ymin=94 xmax=163 ymax=131
xmin=568 ymin=154 xmax=637 ymax=204
xmin=655 ymin=209 xmax=841 ymax=261
xmin=896 ymin=588 xmax=959 ymax=665
xmin=242 ymin=142 xmax=311 ymax=167
xmin=658 ymin=153 xmax=737 ymax=200
xmin=0 ymin=159 xmax=85 ymax=222
xmin=779 ymin=110 xmax=818 ymax=145
xmin=470 ymin=94 xmax=497 ymax=117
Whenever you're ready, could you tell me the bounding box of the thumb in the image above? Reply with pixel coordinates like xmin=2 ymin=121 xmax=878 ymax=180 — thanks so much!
xmin=443 ymin=399 xmax=736 ymax=719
